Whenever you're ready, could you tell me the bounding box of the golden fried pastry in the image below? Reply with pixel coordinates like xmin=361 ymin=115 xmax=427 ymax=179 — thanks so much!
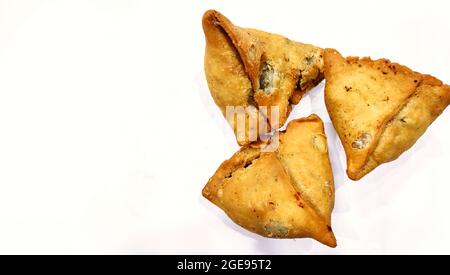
xmin=202 ymin=10 xmax=324 ymax=145
xmin=202 ymin=115 xmax=336 ymax=247
xmin=324 ymin=49 xmax=450 ymax=180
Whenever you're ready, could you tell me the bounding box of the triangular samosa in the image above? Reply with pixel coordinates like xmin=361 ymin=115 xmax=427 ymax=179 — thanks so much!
xmin=202 ymin=115 xmax=337 ymax=247
xmin=324 ymin=48 xmax=450 ymax=180
xmin=202 ymin=10 xmax=324 ymax=145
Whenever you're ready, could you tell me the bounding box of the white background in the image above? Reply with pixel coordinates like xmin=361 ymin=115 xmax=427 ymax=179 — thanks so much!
xmin=0 ymin=0 xmax=449 ymax=254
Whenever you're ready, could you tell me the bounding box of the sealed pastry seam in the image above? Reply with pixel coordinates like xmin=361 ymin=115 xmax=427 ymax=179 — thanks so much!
xmin=349 ymin=79 xmax=422 ymax=176
xmin=203 ymin=10 xmax=263 ymax=91
xmin=202 ymin=144 xmax=263 ymax=201
xmin=355 ymin=81 xmax=450 ymax=179
xmin=277 ymin=116 xmax=334 ymax=224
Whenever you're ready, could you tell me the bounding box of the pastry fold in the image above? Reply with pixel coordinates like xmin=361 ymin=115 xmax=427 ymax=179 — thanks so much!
xmin=202 ymin=10 xmax=324 ymax=145
xmin=324 ymin=49 xmax=450 ymax=180
xmin=202 ymin=115 xmax=336 ymax=247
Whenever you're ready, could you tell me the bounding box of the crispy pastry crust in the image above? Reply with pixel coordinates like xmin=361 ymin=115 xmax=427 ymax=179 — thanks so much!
xmin=203 ymin=10 xmax=324 ymax=145
xmin=324 ymin=48 xmax=450 ymax=180
xmin=202 ymin=115 xmax=337 ymax=247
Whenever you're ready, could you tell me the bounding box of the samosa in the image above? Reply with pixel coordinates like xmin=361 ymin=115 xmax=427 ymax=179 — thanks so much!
xmin=203 ymin=10 xmax=324 ymax=145
xmin=323 ymin=48 xmax=450 ymax=180
xmin=202 ymin=115 xmax=337 ymax=247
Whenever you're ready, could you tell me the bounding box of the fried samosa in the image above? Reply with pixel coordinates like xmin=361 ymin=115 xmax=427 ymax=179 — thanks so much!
xmin=202 ymin=115 xmax=337 ymax=247
xmin=324 ymin=48 xmax=450 ymax=180
xmin=202 ymin=10 xmax=324 ymax=145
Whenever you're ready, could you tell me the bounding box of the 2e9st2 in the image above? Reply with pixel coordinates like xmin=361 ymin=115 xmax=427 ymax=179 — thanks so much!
xmin=220 ymin=259 xmax=271 ymax=270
